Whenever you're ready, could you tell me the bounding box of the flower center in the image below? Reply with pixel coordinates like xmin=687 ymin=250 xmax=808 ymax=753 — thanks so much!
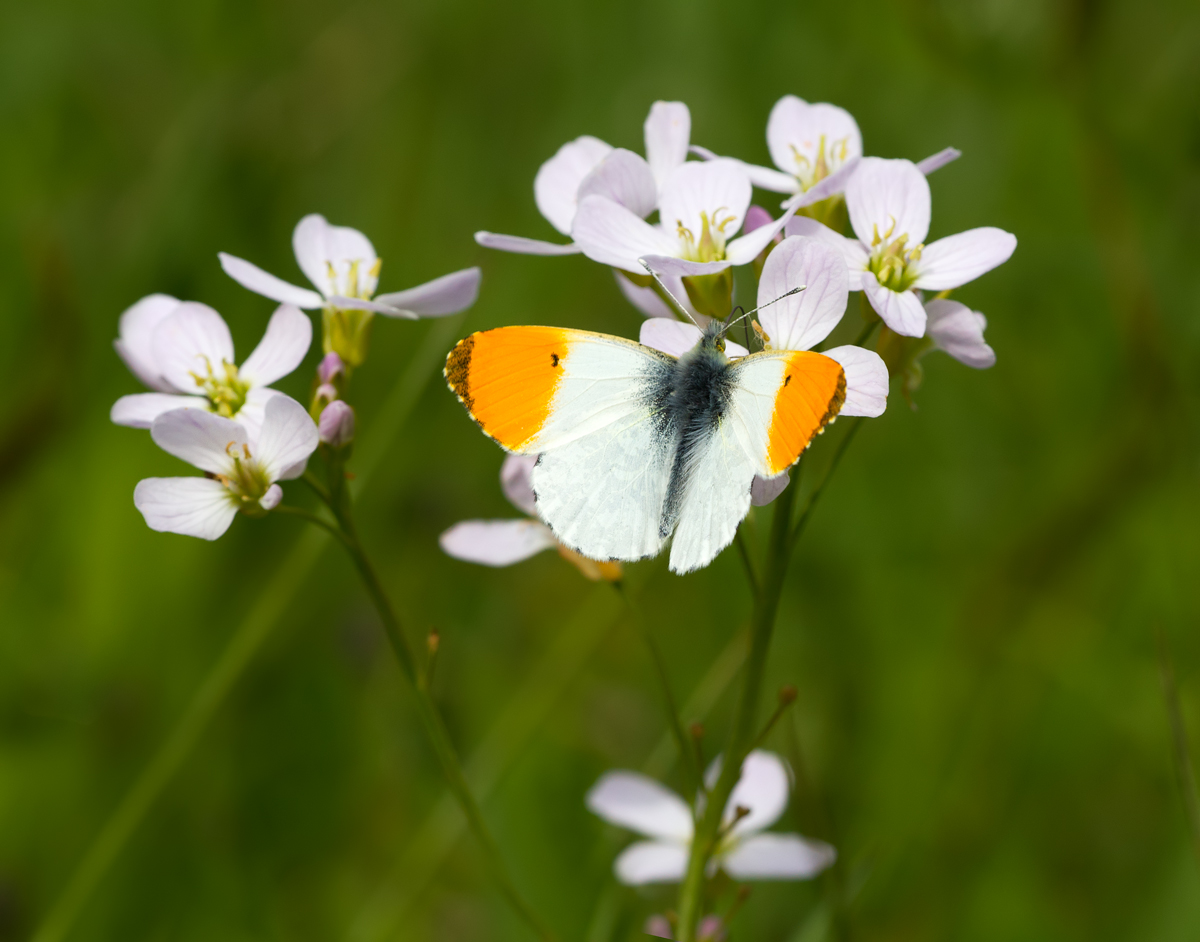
xmin=325 ymin=257 xmax=382 ymax=300
xmin=189 ymin=357 xmax=250 ymax=418
xmin=866 ymin=218 xmax=923 ymax=292
xmin=676 ymin=209 xmax=737 ymax=263
xmin=212 ymin=441 xmax=272 ymax=504
xmin=788 ymin=133 xmax=851 ymax=191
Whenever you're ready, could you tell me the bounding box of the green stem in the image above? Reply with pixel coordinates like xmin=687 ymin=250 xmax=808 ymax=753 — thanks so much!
xmin=852 ymin=319 xmax=878 ymax=348
xmin=614 ymin=582 xmax=700 ymax=799
xmin=791 ymin=418 xmax=864 ymax=547
xmin=734 ymin=530 xmax=759 ymax=596
xmin=326 ymin=492 xmax=555 ymax=942
xmin=676 ymin=479 xmax=797 ymax=940
xmin=272 ymin=504 xmax=352 ymax=548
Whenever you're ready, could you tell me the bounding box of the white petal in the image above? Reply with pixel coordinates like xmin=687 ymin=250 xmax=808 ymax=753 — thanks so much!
xmin=438 ymin=519 xmax=557 ymax=566
xmin=916 ymin=147 xmax=961 ymax=176
xmin=255 ymin=395 xmax=319 ymax=481
xmin=722 ymin=833 xmax=836 ymax=880
xmin=239 ymin=304 xmax=312 ymax=387
xmin=150 ymin=408 xmax=245 ymax=475
xmin=327 ymin=295 xmax=415 ymax=316
xmin=644 ymin=100 xmax=691 ymax=189
xmin=218 ymin=253 xmax=325 ymax=309
xmin=725 ymin=338 xmax=750 ymax=357
xmin=577 ymin=149 xmax=657 ymax=219
xmin=150 ymin=302 xmax=236 ymax=394
xmin=115 ymin=294 xmax=180 ymax=391
xmin=475 ymin=232 xmax=581 ymax=255
xmin=742 ymin=162 xmax=801 ymax=193
xmin=615 ymin=269 xmax=672 ymax=318
xmin=639 ymin=255 xmax=731 ymax=277
xmin=234 ymin=386 xmax=281 ymax=442
xmin=913 ymin=227 xmax=1017 ymax=291
xmin=134 ymin=477 xmax=238 ymax=541
xmin=259 ymin=483 xmax=283 ymax=511
xmin=293 ymin=214 xmax=376 ymax=298
xmin=767 ymin=97 xmax=862 ymax=182
xmin=783 ymin=217 xmax=869 ymax=289
xmin=586 ymin=770 xmax=694 ymax=841
xmin=658 ymin=159 xmax=751 ymax=246
xmin=724 ymin=196 xmax=800 ymax=265
xmin=925 ymin=298 xmax=995 ymax=368
xmin=500 ymin=454 xmax=539 ymax=516
xmin=374 ymin=267 xmax=482 ymax=318
xmin=757 ymin=237 xmax=848 ymax=351
xmin=823 ymin=346 xmax=889 ymax=416
xmin=534 ymin=135 xmax=613 ymax=235
xmin=572 ymin=195 xmax=677 ymax=273
xmin=845 ymin=157 xmax=930 ymax=246
xmin=614 ymin=841 xmax=689 ymax=885
xmin=751 ymin=471 xmax=789 ymax=506
xmin=790 ymin=157 xmax=861 ymax=208
xmin=861 ymin=273 xmax=926 ymax=337
xmin=640 ymin=319 xmax=702 ymax=357
xmin=111 ymin=393 xmax=204 ymax=429
xmin=723 ymin=750 xmax=791 ymax=837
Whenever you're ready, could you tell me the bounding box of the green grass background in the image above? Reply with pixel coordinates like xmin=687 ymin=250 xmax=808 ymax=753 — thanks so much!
xmin=2 ymin=0 xmax=1200 ymax=939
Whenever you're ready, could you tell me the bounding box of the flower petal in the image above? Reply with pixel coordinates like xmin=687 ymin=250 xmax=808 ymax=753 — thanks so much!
xmin=235 ymin=386 xmax=281 ymax=442
xmin=614 ymin=841 xmax=689 ymax=886
xmin=757 ymin=237 xmax=848 ymax=352
xmin=151 ymin=303 xmax=236 ymax=394
xmin=572 ymin=195 xmax=677 ymax=273
xmin=916 ymin=146 xmax=961 ymax=176
xmin=783 ymin=216 xmax=869 ymax=290
xmin=615 ymin=269 xmax=671 ymax=318
xmin=239 ymin=304 xmax=313 ymax=387
xmin=767 ymin=96 xmax=862 ymax=183
xmin=658 ymin=159 xmax=751 ymax=246
xmin=722 ymin=833 xmax=836 ymax=880
xmin=327 ymin=296 xmax=415 ymax=316
xmin=742 ymin=162 xmax=801 ymax=193
xmin=790 ymin=157 xmax=861 ymax=208
xmin=845 ymin=157 xmax=930 ymax=247
xmin=861 ymin=273 xmax=926 ymax=337
xmin=293 ymin=214 xmax=376 ymax=298
xmin=640 ymin=319 xmax=703 ymax=357
xmin=586 ymin=770 xmax=694 ymax=841
xmin=577 ymin=149 xmax=657 ymax=220
xmin=501 ymin=454 xmax=539 ymax=516
xmin=823 ymin=345 xmax=889 ymax=417
xmin=925 ymin=298 xmax=995 ymax=368
xmin=723 ymin=750 xmax=791 ymax=837
xmin=724 ymin=196 xmax=800 ymax=265
xmin=639 ymin=255 xmax=732 ymax=277
xmin=534 ymin=135 xmax=613 ymax=235
xmin=260 ymin=483 xmax=283 ymax=511
xmin=644 ymin=100 xmax=691 ymax=190
xmin=912 ymin=227 xmax=1017 ymax=291
xmin=474 ymin=232 xmax=582 ymax=255
xmin=134 ymin=477 xmax=238 ymax=541
xmin=374 ymin=266 xmax=482 ymax=318
xmin=115 ymin=294 xmax=180 ymax=391
xmin=255 ymin=395 xmax=319 ymax=482
xmin=150 ymin=407 xmax=245 ymax=476
xmin=110 ymin=393 xmax=204 ymax=429
xmin=439 ymin=519 xmax=557 ymax=566
xmin=751 ymin=471 xmax=789 ymax=506
xmin=218 ymin=253 xmax=325 ymax=309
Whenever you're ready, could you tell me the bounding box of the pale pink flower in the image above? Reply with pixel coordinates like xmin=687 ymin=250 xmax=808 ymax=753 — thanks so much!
xmin=925 ymin=298 xmax=996 ymax=368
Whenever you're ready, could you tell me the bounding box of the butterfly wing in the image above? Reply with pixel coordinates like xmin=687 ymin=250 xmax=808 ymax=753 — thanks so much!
xmin=446 ymin=326 xmax=679 ymax=561
xmin=667 ymin=350 xmax=846 ymax=574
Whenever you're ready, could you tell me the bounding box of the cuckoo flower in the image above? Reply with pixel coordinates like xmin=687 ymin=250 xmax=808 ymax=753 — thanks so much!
xmin=475 ymin=101 xmax=691 ymax=256
xmin=219 ymin=214 xmax=481 ymax=366
xmin=925 ymin=298 xmax=996 ymax=369
xmin=440 ymin=455 xmax=621 ymax=581
xmin=586 ymin=751 xmax=835 ymax=885
xmin=787 ymin=157 xmax=1016 ymax=337
xmin=134 ymin=395 xmax=319 ymax=541
xmin=111 ymin=297 xmax=311 ymax=440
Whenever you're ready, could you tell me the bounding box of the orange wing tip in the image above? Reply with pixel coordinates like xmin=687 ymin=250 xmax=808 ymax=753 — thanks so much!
xmin=765 ymin=355 xmax=847 ymax=475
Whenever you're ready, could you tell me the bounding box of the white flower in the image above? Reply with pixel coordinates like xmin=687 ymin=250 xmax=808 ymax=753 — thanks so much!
xmin=787 ymin=157 xmax=1016 ymax=337
xmin=219 ymin=213 xmax=481 ymax=319
xmin=586 ymin=751 xmax=835 ymax=885
xmin=440 ymin=455 xmax=622 ymax=581
xmin=111 ymin=296 xmax=311 ymax=440
xmin=925 ymin=298 xmax=996 ymax=368
xmin=475 ymin=101 xmax=691 ymax=256
xmin=134 ymin=395 xmax=319 ymax=541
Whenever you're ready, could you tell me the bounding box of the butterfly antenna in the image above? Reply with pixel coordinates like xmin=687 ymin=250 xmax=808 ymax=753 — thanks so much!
xmin=724 ymin=285 xmax=806 ymax=332
xmin=638 ymin=260 xmax=700 ymax=327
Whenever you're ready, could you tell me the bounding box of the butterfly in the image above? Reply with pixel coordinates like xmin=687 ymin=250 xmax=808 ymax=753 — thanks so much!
xmin=444 ymin=313 xmax=847 ymax=575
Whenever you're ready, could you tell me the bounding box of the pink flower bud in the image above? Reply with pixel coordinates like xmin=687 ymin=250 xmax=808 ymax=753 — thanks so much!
xmin=743 ymin=204 xmax=775 ymax=234
xmin=318 ymin=351 xmax=344 ymax=384
xmin=315 ymin=383 xmax=339 ymax=404
xmin=697 ymin=915 xmax=727 ymax=941
xmin=643 ymin=915 xmax=673 ymax=939
xmin=319 ymin=400 xmax=355 ymax=447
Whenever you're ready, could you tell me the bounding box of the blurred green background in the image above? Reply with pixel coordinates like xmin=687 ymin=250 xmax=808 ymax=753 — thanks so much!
xmin=3 ymin=0 xmax=1200 ymax=939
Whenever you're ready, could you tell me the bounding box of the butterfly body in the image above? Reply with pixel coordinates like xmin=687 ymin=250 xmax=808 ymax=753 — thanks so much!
xmin=446 ymin=322 xmax=845 ymax=573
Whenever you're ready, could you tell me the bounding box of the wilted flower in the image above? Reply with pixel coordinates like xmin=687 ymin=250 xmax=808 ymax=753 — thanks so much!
xmin=788 ymin=157 xmax=1016 ymax=337
xmin=587 ymin=750 xmax=835 ymax=885
xmin=111 ymin=297 xmax=311 ymax=440
xmin=440 ymin=455 xmax=622 ymax=581
xmin=134 ymin=395 xmax=319 ymax=540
